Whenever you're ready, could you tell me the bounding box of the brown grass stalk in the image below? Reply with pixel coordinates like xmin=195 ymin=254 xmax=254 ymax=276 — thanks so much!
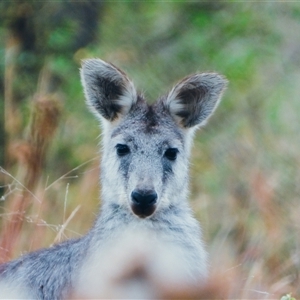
xmin=1 ymin=67 xmax=62 ymax=262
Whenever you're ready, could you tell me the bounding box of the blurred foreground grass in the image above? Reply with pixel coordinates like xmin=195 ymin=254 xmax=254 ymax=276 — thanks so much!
xmin=1 ymin=2 xmax=299 ymax=298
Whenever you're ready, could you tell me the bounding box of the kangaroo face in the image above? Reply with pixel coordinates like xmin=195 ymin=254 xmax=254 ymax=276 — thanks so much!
xmin=80 ymin=59 xmax=227 ymax=218
xmin=105 ymin=102 xmax=188 ymax=218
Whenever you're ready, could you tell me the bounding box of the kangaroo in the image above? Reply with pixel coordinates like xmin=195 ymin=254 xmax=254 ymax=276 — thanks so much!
xmin=0 ymin=59 xmax=227 ymax=299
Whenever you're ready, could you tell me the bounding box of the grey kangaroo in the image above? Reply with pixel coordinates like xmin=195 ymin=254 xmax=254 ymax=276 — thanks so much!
xmin=0 ymin=59 xmax=227 ymax=299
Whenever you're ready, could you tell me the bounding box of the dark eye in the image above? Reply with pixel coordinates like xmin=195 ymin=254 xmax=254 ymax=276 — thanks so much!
xmin=116 ymin=144 xmax=130 ymax=156
xmin=164 ymin=148 xmax=178 ymax=161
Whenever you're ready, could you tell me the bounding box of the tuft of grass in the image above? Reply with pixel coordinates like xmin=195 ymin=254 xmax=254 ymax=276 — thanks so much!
xmin=1 ymin=62 xmax=62 ymax=261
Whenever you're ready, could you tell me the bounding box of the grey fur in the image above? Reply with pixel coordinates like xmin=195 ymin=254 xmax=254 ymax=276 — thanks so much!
xmin=0 ymin=59 xmax=227 ymax=299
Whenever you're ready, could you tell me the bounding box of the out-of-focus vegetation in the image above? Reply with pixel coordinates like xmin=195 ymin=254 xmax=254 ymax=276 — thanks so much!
xmin=1 ymin=2 xmax=299 ymax=298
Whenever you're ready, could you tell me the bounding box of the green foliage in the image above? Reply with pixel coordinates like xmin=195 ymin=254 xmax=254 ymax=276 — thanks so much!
xmin=281 ymin=294 xmax=296 ymax=300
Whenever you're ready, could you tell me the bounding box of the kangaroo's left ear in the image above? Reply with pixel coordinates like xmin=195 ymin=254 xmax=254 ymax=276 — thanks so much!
xmin=164 ymin=73 xmax=227 ymax=128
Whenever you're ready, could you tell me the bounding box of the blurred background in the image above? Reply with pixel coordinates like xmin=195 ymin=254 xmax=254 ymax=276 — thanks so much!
xmin=0 ymin=1 xmax=299 ymax=298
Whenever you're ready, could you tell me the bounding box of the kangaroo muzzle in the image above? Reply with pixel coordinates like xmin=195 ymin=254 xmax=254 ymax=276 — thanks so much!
xmin=131 ymin=189 xmax=157 ymax=218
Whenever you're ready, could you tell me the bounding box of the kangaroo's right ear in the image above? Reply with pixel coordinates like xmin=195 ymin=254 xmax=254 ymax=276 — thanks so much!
xmin=80 ymin=59 xmax=137 ymax=122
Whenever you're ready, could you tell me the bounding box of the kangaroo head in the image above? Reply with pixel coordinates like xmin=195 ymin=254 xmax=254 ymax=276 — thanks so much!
xmin=80 ymin=59 xmax=227 ymax=219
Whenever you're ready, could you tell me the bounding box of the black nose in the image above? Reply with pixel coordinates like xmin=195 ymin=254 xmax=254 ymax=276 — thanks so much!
xmin=131 ymin=190 xmax=157 ymax=218
xmin=131 ymin=190 xmax=157 ymax=206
